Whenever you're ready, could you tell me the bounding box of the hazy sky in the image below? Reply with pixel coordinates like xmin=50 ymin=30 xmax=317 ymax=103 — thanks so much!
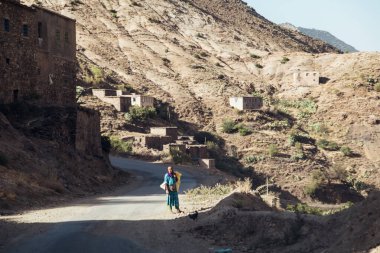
xmin=248 ymin=0 xmax=380 ymax=52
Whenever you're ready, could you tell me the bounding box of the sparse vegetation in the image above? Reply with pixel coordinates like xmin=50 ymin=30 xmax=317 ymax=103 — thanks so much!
xmin=125 ymin=106 xmax=157 ymax=122
xmin=221 ymin=119 xmax=237 ymax=134
xmin=235 ymin=124 xmax=252 ymax=136
xmin=170 ymin=148 xmax=191 ymax=164
xmin=245 ymin=155 xmax=265 ymax=164
xmin=310 ymin=122 xmax=329 ymax=135
xmin=267 ymin=120 xmax=290 ymax=131
xmin=287 ymin=202 xmax=353 ymax=216
xmin=304 ymin=170 xmax=327 ymax=196
xmin=268 ymin=144 xmax=279 ymax=157
xmin=110 ymin=136 xmax=133 ymax=154
xmin=340 ymin=146 xmax=353 ymax=157
xmin=281 ymin=56 xmax=290 ymax=64
xmin=291 ymin=142 xmax=306 ymax=161
xmin=250 ymin=53 xmax=261 ymax=59
xmin=109 ymin=9 xmax=118 ymax=19
xmin=317 ymin=139 xmax=340 ymax=151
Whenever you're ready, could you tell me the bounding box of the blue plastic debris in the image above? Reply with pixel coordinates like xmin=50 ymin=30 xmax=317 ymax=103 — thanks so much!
xmin=214 ymin=249 xmax=232 ymax=253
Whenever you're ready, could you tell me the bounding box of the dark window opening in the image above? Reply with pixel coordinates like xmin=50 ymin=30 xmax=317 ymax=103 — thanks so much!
xmin=56 ymin=30 xmax=60 ymax=41
xmin=64 ymin=32 xmax=69 ymax=43
xmin=38 ymin=22 xmax=42 ymax=38
xmin=22 ymin=24 xmax=28 ymax=37
xmin=6 ymin=58 xmax=10 ymax=64
xmin=13 ymin=90 xmax=19 ymax=102
xmin=4 ymin=19 xmax=10 ymax=32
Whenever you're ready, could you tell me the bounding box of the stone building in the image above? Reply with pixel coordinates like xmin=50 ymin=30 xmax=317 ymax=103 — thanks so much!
xmin=229 ymin=96 xmax=263 ymax=111
xmin=293 ymin=71 xmax=320 ymax=86
xmin=128 ymin=94 xmax=154 ymax=108
xmin=0 ymin=0 xmax=76 ymax=106
xmin=150 ymin=127 xmax=178 ymax=140
xmin=134 ymin=135 xmax=173 ymax=150
xmin=92 ymin=89 xmax=154 ymax=112
xmin=186 ymin=145 xmax=208 ymax=159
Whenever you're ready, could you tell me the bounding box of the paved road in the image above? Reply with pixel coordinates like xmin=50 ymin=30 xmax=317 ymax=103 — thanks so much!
xmin=2 ymin=157 xmax=198 ymax=253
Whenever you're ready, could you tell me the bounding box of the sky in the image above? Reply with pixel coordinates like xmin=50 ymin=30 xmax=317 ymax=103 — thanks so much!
xmin=248 ymin=0 xmax=380 ymax=52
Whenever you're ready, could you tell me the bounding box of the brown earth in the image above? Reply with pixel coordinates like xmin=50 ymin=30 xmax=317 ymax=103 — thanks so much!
xmin=20 ymin=0 xmax=380 ymax=199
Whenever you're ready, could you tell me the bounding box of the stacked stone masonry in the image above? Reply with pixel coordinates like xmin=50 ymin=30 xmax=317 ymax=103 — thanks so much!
xmin=0 ymin=0 xmax=76 ymax=106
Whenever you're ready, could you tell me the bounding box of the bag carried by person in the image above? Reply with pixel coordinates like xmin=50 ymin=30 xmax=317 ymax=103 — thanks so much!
xmin=160 ymin=182 xmax=166 ymax=190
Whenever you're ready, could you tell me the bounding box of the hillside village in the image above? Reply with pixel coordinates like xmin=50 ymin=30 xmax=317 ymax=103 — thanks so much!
xmin=0 ymin=0 xmax=380 ymax=252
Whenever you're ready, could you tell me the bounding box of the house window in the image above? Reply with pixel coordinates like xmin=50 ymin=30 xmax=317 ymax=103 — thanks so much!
xmin=6 ymin=58 xmax=10 ymax=64
xmin=22 ymin=24 xmax=28 ymax=37
xmin=56 ymin=30 xmax=60 ymax=41
xmin=4 ymin=19 xmax=10 ymax=32
xmin=64 ymin=32 xmax=69 ymax=43
xmin=38 ymin=22 xmax=42 ymax=38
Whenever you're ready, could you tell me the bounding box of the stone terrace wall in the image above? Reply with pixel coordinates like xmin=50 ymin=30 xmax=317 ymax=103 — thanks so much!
xmin=75 ymin=107 xmax=102 ymax=157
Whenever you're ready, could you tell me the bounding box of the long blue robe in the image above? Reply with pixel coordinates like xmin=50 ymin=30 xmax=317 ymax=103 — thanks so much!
xmin=164 ymin=173 xmax=179 ymax=209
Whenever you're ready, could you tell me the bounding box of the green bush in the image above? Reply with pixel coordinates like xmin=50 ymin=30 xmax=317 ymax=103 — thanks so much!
xmin=221 ymin=119 xmax=237 ymax=134
xmin=245 ymin=155 xmax=265 ymax=164
xmin=127 ymin=106 xmax=157 ymax=122
xmin=310 ymin=122 xmax=329 ymax=135
xmin=375 ymin=83 xmax=380 ymax=92
xmin=170 ymin=149 xmax=191 ymax=164
xmin=0 ymin=152 xmax=8 ymax=166
xmin=317 ymin=139 xmax=340 ymax=151
xmin=110 ymin=136 xmax=132 ymax=154
xmin=281 ymin=56 xmax=290 ymax=64
xmin=268 ymin=144 xmax=279 ymax=157
xmin=287 ymin=203 xmax=323 ymax=215
xmin=340 ymin=146 xmax=353 ymax=157
xmin=239 ymin=127 xmax=251 ymax=136
xmin=268 ymin=120 xmax=290 ymax=131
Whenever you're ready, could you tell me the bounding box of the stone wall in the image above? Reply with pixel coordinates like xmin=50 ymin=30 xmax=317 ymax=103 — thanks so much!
xmin=0 ymin=0 xmax=76 ymax=106
xmin=150 ymin=127 xmax=178 ymax=139
xmin=75 ymin=107 xmax=102 ymax=157
xmin=0 ymin=0 xmax=38 ymax=104
xmin=98 ymin=96 xmax=131 ymax=112
xmin=93 ymin=89 xmax=117 ymax=98
xmin=135 ymin=135 xmax=173 ymax=150
xmin=187 ymin=145 xmax=208 ymax=159
xmin=199 ymin=159 xmax=216 ymax=169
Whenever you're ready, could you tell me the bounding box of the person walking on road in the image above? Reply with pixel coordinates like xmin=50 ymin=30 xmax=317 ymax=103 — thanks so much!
xmin=164 ymin=166 xmax=181 ymax=213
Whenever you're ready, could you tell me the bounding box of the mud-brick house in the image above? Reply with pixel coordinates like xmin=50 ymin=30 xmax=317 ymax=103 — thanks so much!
xmin=128 ymin=94 xmax=154 ymax=108
xmin=0 ymin=0 xmax=76 ymax=106
xmin=229 ymin=96 xmax=263 ymax=111
xmin=293 ymin=70 xmax=320 ymax=86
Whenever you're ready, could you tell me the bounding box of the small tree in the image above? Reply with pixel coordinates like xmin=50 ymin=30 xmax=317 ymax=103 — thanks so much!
xmin=340 ymin=146 xmax=353 ymax=157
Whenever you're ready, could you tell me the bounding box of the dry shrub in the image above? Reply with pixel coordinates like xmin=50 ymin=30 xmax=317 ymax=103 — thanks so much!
xmin=234 ymin=177 xmax=253 ymax=193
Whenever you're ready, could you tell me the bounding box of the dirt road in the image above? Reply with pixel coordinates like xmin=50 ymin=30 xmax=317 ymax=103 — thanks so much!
xmin=0 ymin=157 xmax=206 ymax=253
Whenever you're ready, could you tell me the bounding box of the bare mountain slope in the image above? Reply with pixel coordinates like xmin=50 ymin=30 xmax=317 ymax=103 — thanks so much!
xmin=22 ymin=0 xmax=380 ymax=196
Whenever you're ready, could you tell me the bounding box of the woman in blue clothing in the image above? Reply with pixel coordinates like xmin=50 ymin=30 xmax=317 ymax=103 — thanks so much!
xmin=164 ymin=166 xmax=181 ymax=213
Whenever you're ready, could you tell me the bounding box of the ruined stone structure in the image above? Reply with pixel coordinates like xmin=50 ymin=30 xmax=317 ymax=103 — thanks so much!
xmin=92 ymin=89 xmax=154 ymax=112
xmin=163 ymin=143 xmax=186 ymax=154
xmin=150 ymin=127 xmax=178 ymax=140
xmin=75 ymin=107 xmax=102 ymax=157
xmin=176 ymin=136 xmax=196 ymax=145
xmin=0 ymin=0 xmax=76 ymax=105
xmin=229 ymin=96 xmax=263 ymax=111
xmin=135 ymin=135 xmax=173 ymax=150
xmin=293 ymin=71 xmax=320 ymax=86
xmin=186 ymin=145 xmax=208 ymax=159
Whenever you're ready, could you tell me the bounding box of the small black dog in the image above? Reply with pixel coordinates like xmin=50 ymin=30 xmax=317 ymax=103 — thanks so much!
xmin=188 ymin=211 xmax=198 ymax=221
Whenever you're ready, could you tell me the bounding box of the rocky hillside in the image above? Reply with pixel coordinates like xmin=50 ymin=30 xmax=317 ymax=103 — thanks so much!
xmin=280 ymin=23 xmax=358 ymax=53
xmin=23 ymin=0 xmax=380 ymax=201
